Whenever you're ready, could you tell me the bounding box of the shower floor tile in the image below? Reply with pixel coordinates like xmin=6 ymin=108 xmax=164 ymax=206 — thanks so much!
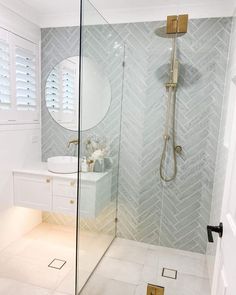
xmin=81 ymin=237 xmax=211 ymax=295
xmin=0 ymin=226 xmax=211 ymax=295
xmin=0 ymin=278 xmax=52 ymax=295
xmin=79 ymin=274 xmax=136 ymax=295
xmin=96 ymin=256 xmax=143 ymax=285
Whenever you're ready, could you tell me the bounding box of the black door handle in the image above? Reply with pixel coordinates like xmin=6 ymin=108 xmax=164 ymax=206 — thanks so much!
xmin=207 ymin=222 xmax=223 ymax=243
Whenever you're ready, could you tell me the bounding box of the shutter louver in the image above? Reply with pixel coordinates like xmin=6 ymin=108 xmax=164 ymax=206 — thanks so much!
xmin=62 ymin=67 xmax=75 ymax=113
xmin=0 ymin=39 xmax=10 ymax=110
xmin=15 ymin=47 xmax=36 ymax=111
xmin=46 ymin=67 xmax=60 ymax=112
xmin=45 ymin=58 xmax=77 ymax=128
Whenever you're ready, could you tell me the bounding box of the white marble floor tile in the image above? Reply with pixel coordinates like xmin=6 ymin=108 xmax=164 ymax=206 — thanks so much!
xmin=16 ymin=240 xmax=75 ymax=266
xmin=158 ymin=252 xmax=208 ymax=278
xmin=148 ymin=244 xmax=206 ymax=260
xmin=27 ymin=224 xmax=76 ymax=248
xmin=144 ymin=249 xmax=159 ymax=268
xmin=0 ymin=255 xmax=72 ymax=290
xmin=140 ymin=265 xmax=159 ymax=285
xmin=0 ymin=227 xmax=211 ymax=295
xmin=56 ymin=269 xmax=75 ymax=295
xmin=82 ymin=238 xmax=211 ymax=295
xmin=0 ymin=237 xmax=32 ymax=257
xmin=81 ymin=274 xmax=136 ymax=295
xmin=96 ymin=257 xmax=143 ymax=285
xmin=106 ymin=243 xmax=148 ymax=265
xmin=0 ymin=223 xmax=115 ymax=293
xmin=77 ymin=270 xmax=91 ymax=292
xmin=156 ymin=273 xmax=210 ymax=295
xmin=134 ymin=283 xmax=147 ymax=295
xmin=0 ymin=278 xmax=51 ymax=295
xmin=0 ymin=253 xmax=12 ymax=267
xmin=78 ymin=251 xmax=103 ymax=272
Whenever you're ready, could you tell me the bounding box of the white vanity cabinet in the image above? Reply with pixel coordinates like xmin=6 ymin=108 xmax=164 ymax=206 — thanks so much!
xmin=13 ymin=173 xmax=52 ymax=211
xmin=13 ymin=165 xmax=112 ymax=217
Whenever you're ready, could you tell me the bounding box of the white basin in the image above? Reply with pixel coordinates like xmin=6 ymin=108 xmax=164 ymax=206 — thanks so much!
xmin=47 ymin=156 xmax=78 ymax=174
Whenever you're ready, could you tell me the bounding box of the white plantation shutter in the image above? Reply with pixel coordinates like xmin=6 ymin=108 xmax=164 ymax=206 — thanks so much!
xmin=15 ymin=47 xmax=36 ymax=111
xmin=0 ymin=39 xmax=10 ymax=110
xmin=62 ymin=66 xmax=75 ymax=113
xmin=46 ymin=67 xmax=60 ymax=112
xmin=45 ymin=58 xmax=77 ymax=127
xmin=0 ymin=29 xmax=39 ymax=124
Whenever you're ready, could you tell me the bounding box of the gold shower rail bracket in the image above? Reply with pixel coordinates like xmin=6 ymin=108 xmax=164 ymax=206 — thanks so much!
xmin=165 ymin=82 xmax=177 ymax=89
xmin=167 ymin=14 xmax=188 ymax=34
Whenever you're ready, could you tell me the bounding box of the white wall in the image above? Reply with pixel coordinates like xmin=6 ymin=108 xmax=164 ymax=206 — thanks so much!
xmin=0 ymin=5 xmax=42 ymax=250
xmin=0 ymin=125 xmax=42 ymax=249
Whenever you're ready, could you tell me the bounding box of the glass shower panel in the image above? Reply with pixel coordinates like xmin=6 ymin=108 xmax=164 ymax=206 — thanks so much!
xmin=76 ymin=0 xmax=125 ymax=293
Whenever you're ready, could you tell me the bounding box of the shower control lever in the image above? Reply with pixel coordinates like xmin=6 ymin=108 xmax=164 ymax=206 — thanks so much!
xmin=207 ymin=222 xmax=223 ymax=243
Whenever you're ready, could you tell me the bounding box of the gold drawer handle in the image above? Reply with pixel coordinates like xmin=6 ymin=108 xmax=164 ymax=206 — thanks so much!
xmin=70 ymin=200 xmax=75 ymax=204
xmin=46 ymin=178 xmax=51 ymax=183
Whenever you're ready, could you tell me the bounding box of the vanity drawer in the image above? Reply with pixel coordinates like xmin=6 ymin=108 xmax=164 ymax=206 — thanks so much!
xmin=53 ymin=179 xmax=77 ymax=198
xmin=53 ymin=196 xmax=76 ymax=215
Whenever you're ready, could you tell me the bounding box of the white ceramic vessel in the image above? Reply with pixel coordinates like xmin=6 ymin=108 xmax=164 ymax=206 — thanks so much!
xmin=47 ymin=156 xmax=78 ymax=174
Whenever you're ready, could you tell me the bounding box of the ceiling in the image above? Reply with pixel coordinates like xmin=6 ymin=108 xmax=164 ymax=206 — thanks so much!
xmin=0 ymin=0 xmax=234 ymax=27
xmin=90 ymin=0 xmax=233 ymax=10
xmin=21 ymin=0 xmax=79 ymax=15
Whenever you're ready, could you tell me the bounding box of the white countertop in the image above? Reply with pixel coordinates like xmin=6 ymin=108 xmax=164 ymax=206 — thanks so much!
xmin=13 ymin=162 xmax=111 ymax=182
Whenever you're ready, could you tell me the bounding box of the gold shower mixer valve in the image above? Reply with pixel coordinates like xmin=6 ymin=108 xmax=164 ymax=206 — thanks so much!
xmin=175 ymin=145 xmax=183 ymax=154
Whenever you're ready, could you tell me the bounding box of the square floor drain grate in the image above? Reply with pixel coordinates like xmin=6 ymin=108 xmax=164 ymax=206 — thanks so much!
xmin=162 ymin=267 xmax=177 ymax=279
xmin=48 ymin=259 xmax=67 ymax=270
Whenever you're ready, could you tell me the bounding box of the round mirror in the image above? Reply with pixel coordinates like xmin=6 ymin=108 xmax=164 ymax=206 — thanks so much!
xmin=45 ymin=56 xmax=111 ymax=131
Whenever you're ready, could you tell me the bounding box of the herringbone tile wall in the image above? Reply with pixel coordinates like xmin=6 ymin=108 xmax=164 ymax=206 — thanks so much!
xmin=41 ymin=17 xmax=232 ymax=254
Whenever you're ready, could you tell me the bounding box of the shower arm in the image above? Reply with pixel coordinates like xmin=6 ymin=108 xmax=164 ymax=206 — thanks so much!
xmin=165 ymin=36 xmax=178 ymax=89
xmin=160 ymin=35 xmax=179 ymax=182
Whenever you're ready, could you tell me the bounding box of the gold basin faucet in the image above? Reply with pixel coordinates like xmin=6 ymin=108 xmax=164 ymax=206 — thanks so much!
xmin=67 ymin=139 xmax=79 ymax=148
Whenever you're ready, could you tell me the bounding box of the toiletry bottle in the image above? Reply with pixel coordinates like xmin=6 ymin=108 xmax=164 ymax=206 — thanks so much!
xmin=81 ymin=157 xmax=88 ymax=172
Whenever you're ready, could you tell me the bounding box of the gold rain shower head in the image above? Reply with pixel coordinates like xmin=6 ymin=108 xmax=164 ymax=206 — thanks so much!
xmin=154 ymin=14 xmax=188 ymax=38
xmin=167 ymin=14 xmax=188 ymax=34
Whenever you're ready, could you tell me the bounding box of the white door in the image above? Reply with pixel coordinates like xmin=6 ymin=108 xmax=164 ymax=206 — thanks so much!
xmin=211 ymin=90 xmax=236 ymax=294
